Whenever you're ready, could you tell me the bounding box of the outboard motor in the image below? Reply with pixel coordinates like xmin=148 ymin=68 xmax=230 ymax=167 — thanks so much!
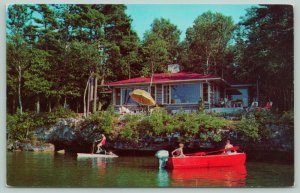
xmin=155 ymin=150 xmax=169 ymax=169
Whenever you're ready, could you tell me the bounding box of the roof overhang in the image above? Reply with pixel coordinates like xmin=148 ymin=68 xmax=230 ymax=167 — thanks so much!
xmin=104 ymin=78 xmax=230 ymax=87
xmin=231 ymin=84 xmax=256 ymax=87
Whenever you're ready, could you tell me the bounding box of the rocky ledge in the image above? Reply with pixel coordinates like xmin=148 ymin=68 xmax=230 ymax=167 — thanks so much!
xmin=7 ymin=141 xmax=55 ymax=152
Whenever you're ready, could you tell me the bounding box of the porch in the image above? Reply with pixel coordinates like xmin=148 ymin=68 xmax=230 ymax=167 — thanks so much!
xmin=113 ymin=104 xmax=245 ymax=114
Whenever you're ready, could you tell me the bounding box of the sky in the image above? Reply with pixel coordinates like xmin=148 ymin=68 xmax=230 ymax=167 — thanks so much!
xmin=125 ymin=4 xmax=256 ymax=41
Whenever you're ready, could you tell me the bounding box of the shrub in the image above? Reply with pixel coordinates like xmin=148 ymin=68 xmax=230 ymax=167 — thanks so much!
xmin=7 ymin=111 xmax=32 ymax=141
xmin=53 ymin=106 xmax=76 ymax=118
xmin=279 ymin=111 xmax=294 ymax=125
xmin=7 ymin=107 xmax=79 ymax=142
xmin=253 ymin=109 xmax=274 ymax=125
xmin=88 ymin=111 xmax=115 ymax=134
xmin=199 ymin=113 xmax=228 ymax=130
xmin=119 ymin=114 xmax=143 ymax=141
xmin=235 ymin=114 xmax=260 ymax=141
xmin=144 ymin=108 xmax=175 ymax=135
xmin=175 ymin=112 xmax=200 ymax=134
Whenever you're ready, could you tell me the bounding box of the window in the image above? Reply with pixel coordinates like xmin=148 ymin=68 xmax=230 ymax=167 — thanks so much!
xmin=163 ymin=85 xmax=170 ymax=104
xmin=115 ymin=88 xmax=121 ymax=105
xmin=120 ymin=86 xmax=151 ymax=105
xmin=151 ymin=86 xmax=156 ymax=101
xmin=203 ymin=83 xmax=208 ymax=102
xmin=170 ymin=83 xmax=200 ymax=104
xmin=121 ymin=88 xmax=134 ymax=105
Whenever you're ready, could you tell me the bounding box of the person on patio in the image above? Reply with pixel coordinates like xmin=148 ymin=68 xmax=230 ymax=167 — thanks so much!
xmin=264 ymin=101 xmax=273 ymax=109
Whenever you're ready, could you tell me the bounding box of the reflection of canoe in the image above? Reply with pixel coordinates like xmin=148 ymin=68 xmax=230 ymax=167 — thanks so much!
xmin=171 ymin=165 xmax=247 ymax=187
xmin=167 ymin=153 xmax=246 ymax=169
xmin=77 ymin=153 xmax=118 ymax=158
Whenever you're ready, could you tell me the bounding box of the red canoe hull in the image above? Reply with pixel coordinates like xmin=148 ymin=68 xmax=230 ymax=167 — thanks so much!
xmin=167 ymin=153 xmax=246 ymax=169
xmin=171 ymin=165 xmax=247 ymax=187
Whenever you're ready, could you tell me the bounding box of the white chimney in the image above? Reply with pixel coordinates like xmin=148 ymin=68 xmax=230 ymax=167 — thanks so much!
xmin=168 ymin=64 xmax=180 ymax=73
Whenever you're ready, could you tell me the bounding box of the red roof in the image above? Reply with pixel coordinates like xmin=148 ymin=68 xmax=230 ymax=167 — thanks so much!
xmin=106 ymin=72 xmax=222 ymax=86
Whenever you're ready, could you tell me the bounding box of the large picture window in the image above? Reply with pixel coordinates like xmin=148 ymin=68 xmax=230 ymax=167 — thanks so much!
xmin=117 ymin=86 xmax=155 ymax=105
xmin=169 ymin=83 xmax=200 ymax=104
xmin=121 ymin=88 xmax=135 ymax=105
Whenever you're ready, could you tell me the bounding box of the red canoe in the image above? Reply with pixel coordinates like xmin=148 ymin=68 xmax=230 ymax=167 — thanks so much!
xmin=167 ymin=152 xmax=246 ymax=169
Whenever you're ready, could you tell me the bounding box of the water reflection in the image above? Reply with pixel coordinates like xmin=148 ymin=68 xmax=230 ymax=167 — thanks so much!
xmin=77 ymin=157 xmax=110 ymax=176
xmin=95 ymin=158 xmax=106 ymax=175
xmin=171 ymin=165 xmax=247 ymax=187
xmin=157 ymin=169 xmax=169 ymax=187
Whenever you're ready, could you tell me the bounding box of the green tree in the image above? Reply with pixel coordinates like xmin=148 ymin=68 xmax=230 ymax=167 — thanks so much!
xmin=101 ymin=5 xmax=140 ymax=80
xmin=63 ymin=5 xmax=140 ymax=114
xmin=184 ymin=11 xmax=235 ymax=75
xmin=141 ymin=18 xmax=181 ymax=75
xmin=6 ymin=4 xmax=142 ymax=114
xmin=235 ymin=5 xmax=293 ymax=110
xmin=7 ymin=5 xmax=34 ymax=114
xmin=31 ymin=5 xmax=63 ymax=110
xmin=23 ymin=49 xmax=52 ymax=113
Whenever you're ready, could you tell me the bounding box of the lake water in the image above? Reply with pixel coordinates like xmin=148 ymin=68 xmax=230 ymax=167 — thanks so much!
xmin=6 ymin=152 xmax=294 ymax=188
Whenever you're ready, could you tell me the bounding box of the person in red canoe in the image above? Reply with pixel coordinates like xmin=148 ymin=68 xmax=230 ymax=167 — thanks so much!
xmin=171 ymin=143 xmax=185 ymax=157
xmin=96 ymin=134 xmax=106 ymax=153
xmin=224 ymin=140 xmax=237 ymax=154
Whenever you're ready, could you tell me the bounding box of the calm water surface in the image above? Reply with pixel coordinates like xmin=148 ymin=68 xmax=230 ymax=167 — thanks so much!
xmin=7 ymin=152 xmax=294 ymax=187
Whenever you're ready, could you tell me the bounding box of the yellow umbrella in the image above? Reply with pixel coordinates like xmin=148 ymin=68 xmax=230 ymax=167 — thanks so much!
xmin=129 ymin=89 xmax=156 ymax=106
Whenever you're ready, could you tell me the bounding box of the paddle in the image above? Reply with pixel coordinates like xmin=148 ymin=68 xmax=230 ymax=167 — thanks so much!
xmin=91 ymin=139 xmax=100 ymax=154
xmin=185 ymin=146 xmax=240 ymax=156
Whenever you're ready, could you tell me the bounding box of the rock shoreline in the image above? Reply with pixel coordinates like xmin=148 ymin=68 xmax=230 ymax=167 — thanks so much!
xmin=7 ymin=118 xmax=294 ymax=159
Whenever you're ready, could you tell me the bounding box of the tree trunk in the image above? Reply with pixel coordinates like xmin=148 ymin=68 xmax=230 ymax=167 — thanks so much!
xmin=12 ymin=97 xmax=16 ymax=114
xmin=76 ymin=101 xmax=79 ymax=113
xmin=87 ymin=79 xmax=91 ymax=115
xmin=101 ymin=76 xmax=105 ymax=85
xmin=26 ymin=127 xmax=29 ymax=140
xmin=256 ymin=78 xmax=259 ymax=104
xmin=214 ymin=58 xmax=217 ymax=75
xmin=83 ymin=75 xmax=91 ymax=117
xmin=17 ymin=66 xmax=23 ymax=114
xmin=98 ymin=101 xmax=102 ymax=111
xmin=283 ymin=90 xmax=287 ymax=111
xmin=93 ymin=76 xmax=98 ymax=113
xmin=206 ymin=57 xmax=209 ymax=75
xmin=64 ymin=96 xmax=67 ymax=108
xmin=128 ymin=63 xmax=131 ymax=79
xmin=90 ymin=77 xmax=94 ymax=101
xmin=49 ymin=100 xmax=52 ymax=112
xmin=36 ymin=95 xmax=40 ymax=113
